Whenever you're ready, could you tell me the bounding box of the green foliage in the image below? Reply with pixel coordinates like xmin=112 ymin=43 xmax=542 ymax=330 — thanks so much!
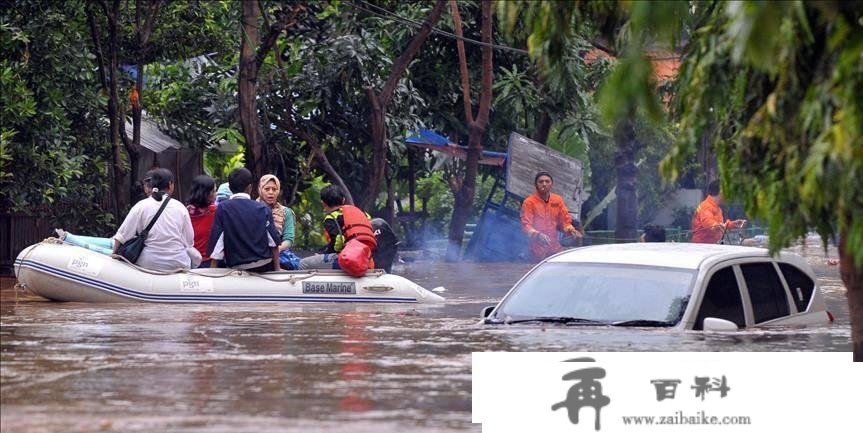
xmin=495 ymin=0 xmax=586 ymax=67
xmin=204 ymin=143 xmax=245 ymax=182
xmin=546 ymin=117 xmax=598 ymax=184
xmin=493 ymin=64 xmax=540 ymax=129
xmin=291 ymin=175 xmax=329 ymax=249
xmin=0 ymin=0 xmax=114 ymax=234
xmin=416 ymin=171 xmax=496 ymax=235
xmin=666 ymin=1 xmax=863 ymax=265
xmin=143 ymin=56 xmax=239 ymax=150
xmin=118 ymin=0 xmax=237 ymax=65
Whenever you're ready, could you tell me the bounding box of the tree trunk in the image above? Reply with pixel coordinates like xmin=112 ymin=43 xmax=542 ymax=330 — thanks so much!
xmin=839 ymin=234 xmax=863 ymax=361
xmin=104 ymin=0 xmax=128 ymax=216
xmin=364 ymin=89 xmax=387 ymax=210
xmin=360 ymin=0 xmax=447 ymax=210
xmin=613 ymin=118 xmax=638 ymax=242
xmin=86 ymin=7 xmax=117 ymax=217
xmin=446 ymin=0 xmax=493 ymax=262
xmin=446 ymin=124 xmax=482 ymax=261
xmin=534 ymin=111 xmax=552 ymax=144
xmin=239 ymin=0 xmax=263 ymax=179
xmin=129 ymin=0 xmax=161 ymax=199
xmin=238 ymin=2 xmax=302 ymax=181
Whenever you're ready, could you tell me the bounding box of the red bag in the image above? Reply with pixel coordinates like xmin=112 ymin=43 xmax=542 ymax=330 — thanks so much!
xmin=338 ymin=238 xmax=372 ymax=277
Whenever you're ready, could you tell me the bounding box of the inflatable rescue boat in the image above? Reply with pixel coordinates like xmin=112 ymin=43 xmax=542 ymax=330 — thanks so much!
xmin=13 ymin=241 xmax=444 ymax=304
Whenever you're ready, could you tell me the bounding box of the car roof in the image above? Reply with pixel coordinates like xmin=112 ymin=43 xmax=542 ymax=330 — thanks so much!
xmin=546 ymin=243 xmax=778 ymax=270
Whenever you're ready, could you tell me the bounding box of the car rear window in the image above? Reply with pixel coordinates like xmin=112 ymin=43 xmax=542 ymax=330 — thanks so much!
xmin=740 ymin=262 xmax=790 ymax=323
xmin=694 ymin=267 xmax=745 ymax=330
xmin=778 ymin=263 xmax=815 ymax=312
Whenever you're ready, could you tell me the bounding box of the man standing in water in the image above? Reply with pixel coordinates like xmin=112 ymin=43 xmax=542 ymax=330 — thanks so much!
xmin=691 ymin=180 xmax=747 ymax=243
xmin=521 ymin=171 xmax=582 ymax=262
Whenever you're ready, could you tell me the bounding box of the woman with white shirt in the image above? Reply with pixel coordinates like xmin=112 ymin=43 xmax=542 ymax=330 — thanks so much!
xmin=112 ymin=168 xmax=198 ymax=271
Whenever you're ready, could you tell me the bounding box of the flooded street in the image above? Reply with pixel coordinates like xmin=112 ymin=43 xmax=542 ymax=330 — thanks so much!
xmin=1 ymin=247 xmax=852 ymax=433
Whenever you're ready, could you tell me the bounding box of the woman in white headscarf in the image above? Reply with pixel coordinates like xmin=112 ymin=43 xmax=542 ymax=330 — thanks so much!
xmin=257 ymin=174 xmax=300 ymax=269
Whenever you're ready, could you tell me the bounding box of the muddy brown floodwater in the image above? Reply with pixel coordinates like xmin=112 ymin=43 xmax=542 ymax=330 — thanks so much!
xmin=0 ymin=247 xmax=852 ymax=433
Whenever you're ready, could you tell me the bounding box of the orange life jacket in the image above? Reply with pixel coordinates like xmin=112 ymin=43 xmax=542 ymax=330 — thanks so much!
xmin=340 ymin=205 xmax=377 ymax=249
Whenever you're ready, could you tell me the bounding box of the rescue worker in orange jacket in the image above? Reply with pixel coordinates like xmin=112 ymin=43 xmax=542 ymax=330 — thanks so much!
xmin=521 ymin=171 xmax=582 ymax=261
xmin=691 ymin=180 xmax=746 ymax=244
xmin=299 ymin=185 xmax=376 ymax=270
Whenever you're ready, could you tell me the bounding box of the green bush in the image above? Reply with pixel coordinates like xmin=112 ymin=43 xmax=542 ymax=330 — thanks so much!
xmin=290 ymin=175 xmax=328 ymax=250
xmin=415 ymin=171 xmax=498 ymax=236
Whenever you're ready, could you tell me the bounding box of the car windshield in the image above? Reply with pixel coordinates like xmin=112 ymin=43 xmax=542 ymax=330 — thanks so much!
xmin=494 ymin=263 xmax=695 ymax=325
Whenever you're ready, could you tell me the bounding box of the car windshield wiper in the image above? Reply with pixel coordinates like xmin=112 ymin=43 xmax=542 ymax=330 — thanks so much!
xmin=504 ymin=316 xmax=604 ymax=325
xmin=611 ymin=319 xmax=673 ymax=327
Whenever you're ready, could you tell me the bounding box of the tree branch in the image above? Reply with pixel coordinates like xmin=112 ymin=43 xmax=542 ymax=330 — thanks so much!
xmin=139 ymin=0 xmax=164 ymax=47
xmin=85 ymin=7 xmax=109 ymax=92
xmin=256 ymin=4 xmax=305 ymax=71
xmin=449 ymin=0 xmax=474 ymax=125
xmin=474 ymin=0 xmax=493 ymax=128
xmin=378 ymin=0 xmax=447 ymax=106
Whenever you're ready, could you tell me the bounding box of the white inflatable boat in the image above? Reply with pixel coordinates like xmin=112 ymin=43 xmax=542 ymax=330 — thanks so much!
xmin=13 ymin=242 xmax=444 ymax=304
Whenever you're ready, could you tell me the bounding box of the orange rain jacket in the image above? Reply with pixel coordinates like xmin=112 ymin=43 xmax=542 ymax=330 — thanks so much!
xmin=690 ymin=195 xmax=732 ymax=244
xmin=521 ymin=192 xmax=576 ymax=261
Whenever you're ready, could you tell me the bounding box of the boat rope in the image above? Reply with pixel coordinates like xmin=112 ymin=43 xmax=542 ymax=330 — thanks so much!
xmin=110 ymin=254 xmax=192 ymax=275
xmin=12 ymin=239 xmax=46 ymax=302
xmin=32 ymin=239 xmax=389 ymax=282
xmin=249 ymin=270 xmax=321 ymax=283
xmin=12 ymin=281 xmax=28 ymax=305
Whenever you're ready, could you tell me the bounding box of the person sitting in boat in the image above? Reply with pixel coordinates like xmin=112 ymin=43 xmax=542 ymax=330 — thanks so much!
xmin=298 ymin=185 xmax=377 ymax=274
xmin=371 ymin=217 xmax=399 ymax=273
xmin=207 ymin=168 xmax=281 ymax=272
xmin=112 ymin=168 xmax=199 ymax=271
xmin=187 ymin=175 xmax=218 ymax=268
xmin=214 ymin=181 xmax=231 ymax=205
xmin=257 ymin=174 xmax=302 ymax=270
xmin=57 ymin=169 xmax=157 ymax=255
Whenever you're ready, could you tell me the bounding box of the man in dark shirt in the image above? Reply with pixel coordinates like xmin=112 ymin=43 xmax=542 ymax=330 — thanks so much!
xmin=208 ymin=168 xmax=281 ymax=272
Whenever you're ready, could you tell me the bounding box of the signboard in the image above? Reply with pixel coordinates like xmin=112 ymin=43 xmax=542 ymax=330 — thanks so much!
xmin=302 ymin=281 xmax=356 ymax=295
xmin=505 ymin=132 xmax=588 ymax=220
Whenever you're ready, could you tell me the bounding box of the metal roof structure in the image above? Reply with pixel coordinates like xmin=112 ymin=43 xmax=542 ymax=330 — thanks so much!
xmin=124 ymin=118 xmax=180 ymax=153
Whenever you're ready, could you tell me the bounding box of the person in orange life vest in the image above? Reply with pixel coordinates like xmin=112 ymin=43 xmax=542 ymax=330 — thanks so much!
xmin=520 ymin=171 xmax=583 ymax=261
xmin=298 ymin=185 xmax=377 ymax=270
xmin=691 ymin=180 xmax=747 ymax=244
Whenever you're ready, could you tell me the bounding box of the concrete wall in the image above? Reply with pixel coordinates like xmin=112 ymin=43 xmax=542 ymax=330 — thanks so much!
xmin=650 ymin=188 xmax=703 ymax=227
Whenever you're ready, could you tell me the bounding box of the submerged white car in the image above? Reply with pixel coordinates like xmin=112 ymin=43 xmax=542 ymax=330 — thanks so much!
xmin=482 ymin=243 xmax=833 ymax=331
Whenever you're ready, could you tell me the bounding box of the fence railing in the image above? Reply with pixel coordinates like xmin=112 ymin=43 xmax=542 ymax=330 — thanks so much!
xmin=1 ymin=213 xmax=54 ymax=276
xmin=582 ymin=226 xmax=767 ymax=245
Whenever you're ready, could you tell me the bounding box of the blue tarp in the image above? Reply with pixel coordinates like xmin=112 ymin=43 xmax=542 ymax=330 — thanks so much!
xmin=405 ymin=128 xmax=507 ymax=166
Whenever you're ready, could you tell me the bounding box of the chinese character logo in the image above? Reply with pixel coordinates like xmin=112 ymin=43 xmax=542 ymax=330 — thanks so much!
xmin=552 ymin=357 xmax=611 ymax=431
xmin=691 ymin=375 xmax=730 ymax=400
xmin=650 ymin=379 xmax=682 ymax=401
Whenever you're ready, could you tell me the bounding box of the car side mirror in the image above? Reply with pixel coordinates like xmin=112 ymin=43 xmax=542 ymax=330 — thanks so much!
xmin=702 ymin=317 xmax=739 ymax=331
xmin=480 ymin=306 xmax=495 ymax=319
